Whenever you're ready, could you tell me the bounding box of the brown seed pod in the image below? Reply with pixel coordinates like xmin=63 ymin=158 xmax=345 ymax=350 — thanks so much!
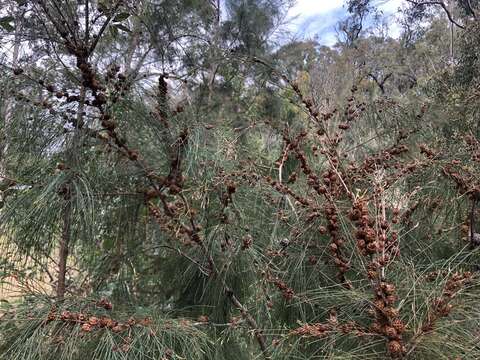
xmin=373 ymin=299 xmax=385 ymax=310
xmin=97 ymin=298 xmax=113 ymax=310
xmin=384 ymin=283 xmax=396 ymax=294
xmin=384 ymin=326 xmax=398 ymax=339
xmin=112 ymin=324 xmax=126 ymax=333
xmin=60 ymin=311 xmax=71 ymax=320
xmin=366 ymin=241 xmax=378 ymax=253
xmin=392 ymin=319 xmax=406 ymax=333
xmin=100 ymin=316 xmax=115 ymax=328
xmin=370 ymin=322 xmax=382 ymax=333
xmin=169 ymin=184 xmax=181 ymax=194
xmin=101 ymin=119 xmax=116 ymax=130
xmin=385 ymin=295 xmax=397 ymax=305
xmin=47 ymin=311 xmax=57 ymax=321
xmin=81 ymin=323 xmax=93 ymax=332
xmin=88 ymin=316 xmax=99 ymax=326
xmin=388 ymin=340 xmax=403 ymax=355
xmin=128 ymin=150 xmax=139 ymax=161
xmin=384 ymin=307 xmax=399 ymax=318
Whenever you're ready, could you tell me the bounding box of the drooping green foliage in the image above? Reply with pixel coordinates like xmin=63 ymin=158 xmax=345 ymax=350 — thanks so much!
xmin=1 ymin=1 xmax=480 ymax=359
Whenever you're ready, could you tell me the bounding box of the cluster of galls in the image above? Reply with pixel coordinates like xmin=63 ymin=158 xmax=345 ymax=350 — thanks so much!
xmin=281 ymin=129 xmax=352 ymax=283
xmin=324 ymin=202 xmax=350 ymax=284
xmin=267 ymin=274 xmax=295 ymax=301
xmin=146 ymin=201 xmax=176 ymax=234
xmin=358 ymin=144 xmax=410 ymax=176
xmin=105 ymin=64 xmax=122 ymax=82
xmin=351 ymin=200 xmax=405 ymax=357
xmin=290 ymin=320 xmax=361 ymax=339
xmin=282 ymin=130 xmax=326 ymax=198
xmin=350 ymin=200 xmax=385 ymax=262
xmin=290 ymin=81 xmax=321 ymax=123
xmin=442 ymin=162 xmax=474 ymax=195
xmin=419 ymin=144 xmax=436 ymax=159
xmin=320 ymin=108 xmax=337 ymax=123
xmin=465 ymin=134 xmax=480 ymax=162
xmin=242 ymin=234 xmax=253 ymax=250
xmin=422 ymin=271 xmax=473 ymax=333
xmin=45 ymin=308 xmax=152 ymax=335
xmin=77 ymin=58 xmax=106 ymax=104
xmin=265 ymin=176 xmax=311 ymax=207
xmin=290 ymin=322 xmax=331 ymax=338
xmin=339 ymin=85 xmax=366 ymax=130
xmin=73 ymin=59 xmax=134 ymax=161
xmin=222 ymin=181 xmax=237 ymax=208
xmin=369 ymin=281 xmax=406 ymax=357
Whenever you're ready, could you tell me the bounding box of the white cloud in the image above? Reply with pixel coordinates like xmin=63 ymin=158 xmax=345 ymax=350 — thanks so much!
xmin=289 ymin=0 xmax=404 ymax=19
xmin=377 ymin=0 xmax=404 ymax=13
xmin=286 ymin=0 xmax=404 ymax=44
xmin=286 ymin=0 xmax=344 ymax=38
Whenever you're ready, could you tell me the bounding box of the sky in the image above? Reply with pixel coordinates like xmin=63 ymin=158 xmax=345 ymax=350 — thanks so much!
xmin=286 ymin=0 xmax=404 ymax=45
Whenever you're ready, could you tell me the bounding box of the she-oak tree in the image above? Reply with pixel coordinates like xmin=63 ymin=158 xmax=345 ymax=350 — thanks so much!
xmin=1 ymin=1 xmax=480 ymax=359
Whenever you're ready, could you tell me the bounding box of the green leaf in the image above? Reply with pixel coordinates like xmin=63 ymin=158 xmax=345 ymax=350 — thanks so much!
xmin=103 ymin=238 xmax=114 ymax=251
xmin=0 ymin=16 xmax=15 ymax=32
xmin=97 ymin=0 xmax=108 ymax=13
xmin=113 ymin=12 xmax=130 ymax=22
xmin=109 ymin=25 xmax=119 ymax=37
xmin=114 ymin=24 xmax=131 ymax=33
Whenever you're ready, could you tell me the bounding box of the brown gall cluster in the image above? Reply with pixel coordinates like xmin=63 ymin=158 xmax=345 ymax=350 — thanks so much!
xmin=421 ymin=271 xmax=473 ymax=333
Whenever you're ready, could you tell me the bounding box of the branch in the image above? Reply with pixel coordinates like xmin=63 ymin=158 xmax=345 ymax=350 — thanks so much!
xmin=85 ymin=0 xmax=90 ymax=41
xmin=88 ymin=0 xmax=123 ymax=55
xmin=368 ymin=72 xmax=393 ymax=94
xmin=405 ymin=0 xmax=465 ymax=29
xmin=225 ymin=288 xmax=271 ymax=359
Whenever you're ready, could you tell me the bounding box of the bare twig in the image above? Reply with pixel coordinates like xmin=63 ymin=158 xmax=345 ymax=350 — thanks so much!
xmin=405 ymin=0 xmax=465 ymax=29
